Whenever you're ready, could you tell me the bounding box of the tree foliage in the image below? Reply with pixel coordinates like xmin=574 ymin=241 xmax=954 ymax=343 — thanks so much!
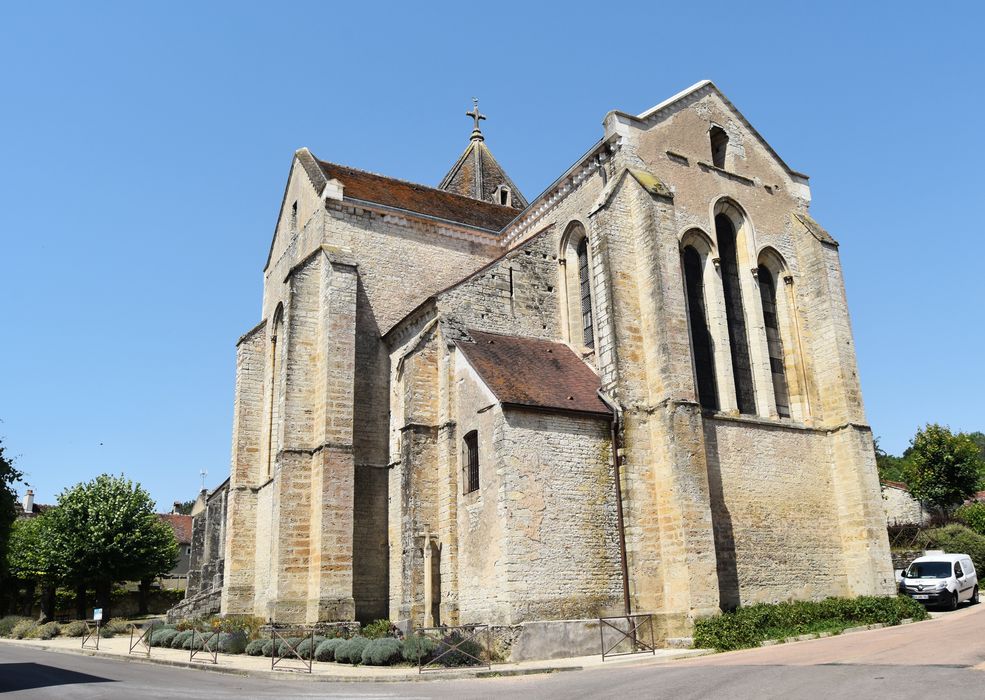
xmin=874 ymin=437 xmax=908 ymax=483
xmin=6 ymin=515 xmax=59 ymax=584
xmin=0 ymin=438 xmax=23 ymax=612
xmin=903 ymin=424 xmax=985 ymax=514
xmin=47 ymin=475 xmax=178 ymax=613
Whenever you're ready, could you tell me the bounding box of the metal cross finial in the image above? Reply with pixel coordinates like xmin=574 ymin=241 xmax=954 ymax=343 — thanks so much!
xmin=466 ymin=97 xmax=486 ymax=137
xmin=200 ymin=467 xmax=208 ymax=490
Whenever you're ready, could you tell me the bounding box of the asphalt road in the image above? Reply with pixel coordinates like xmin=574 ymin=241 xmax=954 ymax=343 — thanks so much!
xmin=2 ymin=603 xmax=982 ymax=699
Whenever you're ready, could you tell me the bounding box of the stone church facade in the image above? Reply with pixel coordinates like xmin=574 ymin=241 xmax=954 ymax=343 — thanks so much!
xmin=213 ymin=82 xmax=895 ymax=640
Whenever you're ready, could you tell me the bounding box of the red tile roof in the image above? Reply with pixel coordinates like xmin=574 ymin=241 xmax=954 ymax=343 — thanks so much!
xmin=316 ymin=160 xmax=520 ymax=232
xmin=455 ymin=330 xmax=611 ymax=417
xmin=159 ymin=514 xmax=193 ymax=544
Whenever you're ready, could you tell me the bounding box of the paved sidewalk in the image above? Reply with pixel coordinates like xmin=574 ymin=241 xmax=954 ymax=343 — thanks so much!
xmin=0 ymin=635 xmax=710 ymax=682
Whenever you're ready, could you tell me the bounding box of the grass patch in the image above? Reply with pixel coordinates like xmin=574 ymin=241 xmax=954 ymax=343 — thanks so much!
xmin=693 ymin=595 xmax=928 ymax=651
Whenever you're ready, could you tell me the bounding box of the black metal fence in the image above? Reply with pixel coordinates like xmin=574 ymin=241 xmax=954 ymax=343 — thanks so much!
xmin=599 ymin=613 xmax=657 ymax=661
xmin=413 ymin=624 xmax=492 ymax=673
xmin=127 ymin=621 xmax=157 ymax=657
xmin=264 ymin=624 xmax=314 ymax=674
xmin=189 ymin=629 xmax=219 ymax=664
xmin=80 ymin=620 xmax=100 ymax=651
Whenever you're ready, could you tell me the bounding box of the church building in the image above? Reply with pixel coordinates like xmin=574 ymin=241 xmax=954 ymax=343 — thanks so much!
xmin=208 ymin=82 xmax=895 ymax=646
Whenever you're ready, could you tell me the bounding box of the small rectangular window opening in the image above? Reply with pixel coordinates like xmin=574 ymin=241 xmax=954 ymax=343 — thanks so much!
xmin=710 ymin=126 xmax=729 ymax=169
xmin=463 ymin=431 xmax=479 ymax=494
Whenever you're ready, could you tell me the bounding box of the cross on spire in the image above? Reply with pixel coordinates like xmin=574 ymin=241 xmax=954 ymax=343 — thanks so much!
xmin=200 ymin=467 xmax=208 ymax=491
xmin=466 ymin=97 xmax=485 ymax=141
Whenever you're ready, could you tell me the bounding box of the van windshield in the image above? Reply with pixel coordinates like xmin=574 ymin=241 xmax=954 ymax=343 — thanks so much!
xmin=905 ymin=562 xmax=952 ymax=579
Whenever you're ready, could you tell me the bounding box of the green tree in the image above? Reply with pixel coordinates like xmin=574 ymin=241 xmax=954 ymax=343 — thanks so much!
xmin=6 ymin=514 xmax=61 ymax=621
xmin=874 ymin=437 xmax=909 ymax=483
xmin=904 ymin=424 xmax=985 ymax=515
xmin=0 ymin=438 xmax=24 ymax=616
xmin=47 ymin=474 xmax=178 ymax=620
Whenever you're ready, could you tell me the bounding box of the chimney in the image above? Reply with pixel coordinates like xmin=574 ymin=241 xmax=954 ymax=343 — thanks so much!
xmin=23 ymin=490 xmax=34 ymax=514
xmin=173 ymin=501 xmax=181 ymax=514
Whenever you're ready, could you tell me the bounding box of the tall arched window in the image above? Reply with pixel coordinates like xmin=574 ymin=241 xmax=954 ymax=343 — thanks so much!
xmin=577 ymin=237 xmax=594 ymax=349
xmin=710 ymin=126 xmax=729 ymax=169
xmin=757 ymin=264 xmax=790 ymax=418
xmin=683 ymin=246 xmax=718 ymax=410
xmin=561 ymin=222 xmax=596 ymax=350
xmin=266 ymin=304 xmax=284 ymax=476
xmin=715 ymin=213 xmax=756 ymax=414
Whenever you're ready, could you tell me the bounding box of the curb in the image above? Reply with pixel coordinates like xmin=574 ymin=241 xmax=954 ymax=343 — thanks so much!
xmin=1 ymin=641 xmax=586 ymax=683
xmin=757 ymin=618 xmax=916 ymax=648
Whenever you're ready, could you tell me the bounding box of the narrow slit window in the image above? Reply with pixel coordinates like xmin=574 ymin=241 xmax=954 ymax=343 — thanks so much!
xmin=463 ymin=430 xmax=479 ymax=494
xmin=710 ymin=127 xmax=729 ymax=169
xmin=758 ymin=265 xmax=791 ymax=417
xmin=577 ymin=237 xmax=594 ymax=348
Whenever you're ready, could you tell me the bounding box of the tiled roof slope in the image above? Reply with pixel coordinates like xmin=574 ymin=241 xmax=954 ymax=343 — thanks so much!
xmin=159 ymin=513 xmax=193 ymax=544
xmin=316 ymin=160 xmax=520 ymax=232
xmin=456 ymin=330 xmax=611 ymax=417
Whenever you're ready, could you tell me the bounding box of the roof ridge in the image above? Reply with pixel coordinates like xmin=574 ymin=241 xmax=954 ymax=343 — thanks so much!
xmin=316 ymin=158 xmax=520 ymax=215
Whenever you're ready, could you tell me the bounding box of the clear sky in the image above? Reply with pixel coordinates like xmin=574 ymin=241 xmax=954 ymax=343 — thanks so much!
xmin=1 ymin=2 xmax=982 ymax=510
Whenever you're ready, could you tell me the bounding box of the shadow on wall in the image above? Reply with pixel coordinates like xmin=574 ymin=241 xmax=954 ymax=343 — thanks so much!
xmin=703 ymin=426 xmax=739 ymax=611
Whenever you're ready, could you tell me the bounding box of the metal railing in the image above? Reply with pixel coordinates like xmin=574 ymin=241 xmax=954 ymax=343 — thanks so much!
xmin=414 ymin=624 xmax=491 ymax=673
xmin=127 ymin=621 xmax=157 ymax=657
xmin=189 ymin=629 xmax=219 ymax=664
xmin=599 ymin=613 xmax=657 ymax=661
xmin=81 ymin=620 xmax=100 ymax=651
xmin=265 ymin=624 xmax=314 ymax=673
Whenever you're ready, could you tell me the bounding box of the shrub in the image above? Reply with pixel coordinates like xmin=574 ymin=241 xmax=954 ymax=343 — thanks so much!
xmin=314 ymin=637 xmax=345 ymax=662
xmin=100 ymin=619 xmax=128 ymax=637
xmin=11 ymin=620 xmax=37 ymax=639
xmin=218 ymin=631 xmax=248 ymax=654
xmin=213 ymin=615 xmax=266 ymax=640
xmin=61 ymin=620 xmax=89 ymax=638
xmin=261 ymin=639 xmax=275 ymax=657
xmin=175 ymin=619 xmax=198 ymax=632
xmin=171 ymin=630 xmax=194 ymax=649
xmin=334 ymin=636 xmax=370 ymax=664
xmin=435 ymin=632 xmax=485 ymax=667
xmin=183 ymin=631 xmax=207 ymax=650
xmin=956 ymin=503 xmax=985 ymax=538
xmin=297 ymin=636 xmax=325 ymax=660
xmin=276 ymin=637 xmax=304 ymax=658
xmin=36 ymin=622 xmax=61 ymax=640
xmin=401 ymin=634 xmax=437 ymax=663
xmin=361 ymin=637 xmax=403 ymax=666
xmin=0 ymin=616 xmax=30 ymax=638
xmin=245 ymin=639 xmax=267 ymax=656
xmin=917 ymin=523 xmax=985 ymax=575
xmin=693 ymin=595 xmax=929 ymax=651
xmin=151 ymin=628 xmax=179 ymax=648
xmin=362 ymin=619 xmax=397 ymax=640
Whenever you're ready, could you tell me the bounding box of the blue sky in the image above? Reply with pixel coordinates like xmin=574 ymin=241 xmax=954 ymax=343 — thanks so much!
xmin=1 ymin=2 xmax=982 ymax=509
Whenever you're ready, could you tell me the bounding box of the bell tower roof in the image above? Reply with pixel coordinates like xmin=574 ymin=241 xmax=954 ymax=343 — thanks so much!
xmin=438 ymin=99 xmax=528 ymax=210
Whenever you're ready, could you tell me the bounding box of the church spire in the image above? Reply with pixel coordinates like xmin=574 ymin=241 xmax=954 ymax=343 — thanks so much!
xmin=437 ymin=99 xmax=528 ymax=210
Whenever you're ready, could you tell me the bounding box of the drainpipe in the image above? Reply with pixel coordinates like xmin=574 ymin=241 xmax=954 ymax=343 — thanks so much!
xmin=597 ymin=389 xmax=631 ymax=617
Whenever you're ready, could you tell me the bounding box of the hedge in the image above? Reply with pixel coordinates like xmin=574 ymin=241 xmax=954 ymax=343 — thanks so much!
xmin=314 ymin=637 xmax=345 ymax=662
xmin=917 ymin=524 xmax=985 ymax=575
xmin=401 ymin=634 xmax=436 ymax=663
xmin=693 ymin=595 xmax=928 ymax=651
xmin=361 ymin=637 xmax=403 ymax=665
xmin=956 ymin=502 xmax=985 ymax=537
xmin=334 ymin=636 xmax=370 ymax=664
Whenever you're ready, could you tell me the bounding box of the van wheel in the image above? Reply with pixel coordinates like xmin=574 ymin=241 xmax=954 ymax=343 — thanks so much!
xmin=949 ymin=591 xmax=959 ymax=610
xmin=972 ymin=586 xmax=980 ymax=605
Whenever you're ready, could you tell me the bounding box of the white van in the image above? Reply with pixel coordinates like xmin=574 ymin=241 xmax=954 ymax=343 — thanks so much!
xmin=899 ymin=553 xmax=979 ymax=610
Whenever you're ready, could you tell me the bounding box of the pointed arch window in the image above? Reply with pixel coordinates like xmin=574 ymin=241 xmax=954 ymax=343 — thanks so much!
xmin=577 ymin=237 xmax=594 ymax=349
xmin=710 ymin=126 xmax=729 ymax=169
xmin=683 ymin=246 xmax=718 ymax=410
xmin=266 ymin=304 xmax=284 ymax=476
xmin=716 ymin=213 xmax=756 ymax=414
xmin=758 ymin=265 xmax=790 ymax=417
